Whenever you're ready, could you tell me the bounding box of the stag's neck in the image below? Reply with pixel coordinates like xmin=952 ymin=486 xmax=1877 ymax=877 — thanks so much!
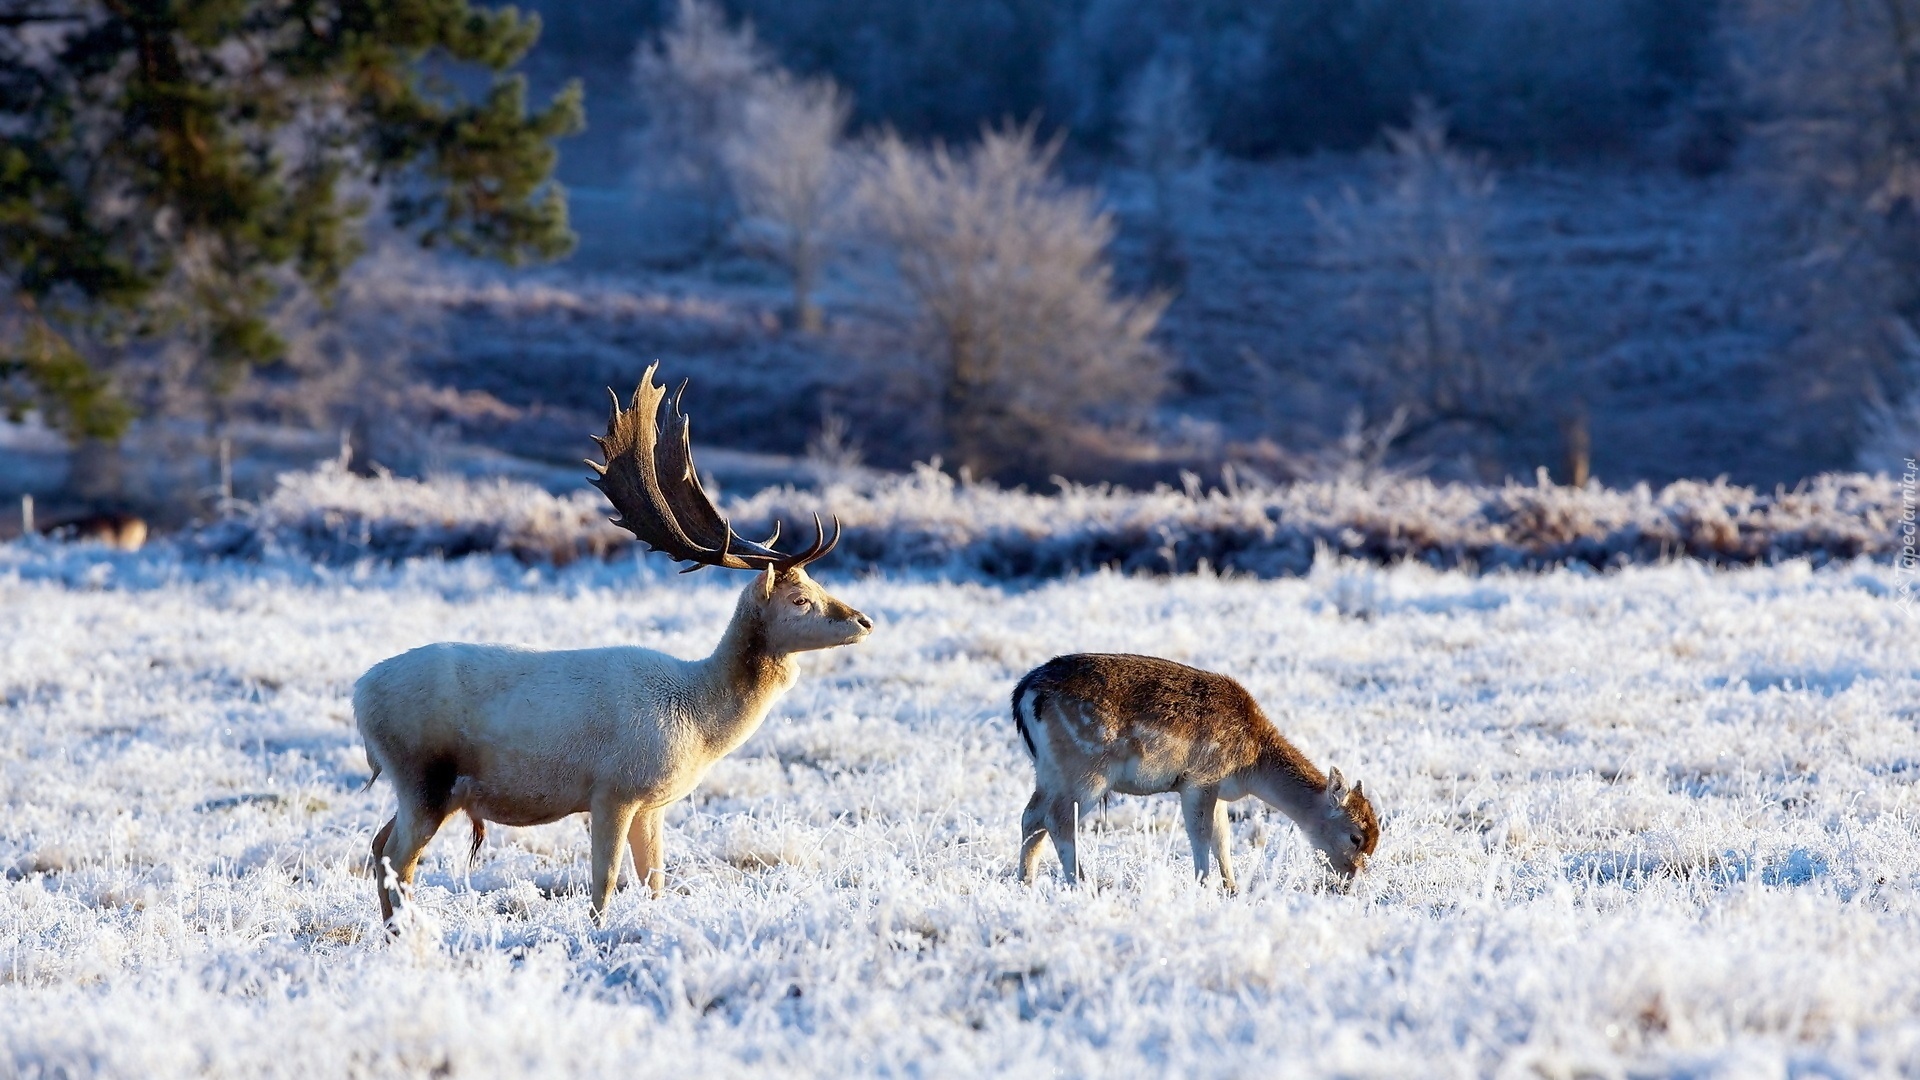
xmin=1240 ymin=736 xmax=1331 ymax=826
xmin=690 ymin=592 xmax=797 ymax=757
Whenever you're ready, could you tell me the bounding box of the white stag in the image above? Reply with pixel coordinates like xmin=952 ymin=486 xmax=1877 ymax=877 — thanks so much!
xmin=355 ymin=365 xmax=871 ymax=926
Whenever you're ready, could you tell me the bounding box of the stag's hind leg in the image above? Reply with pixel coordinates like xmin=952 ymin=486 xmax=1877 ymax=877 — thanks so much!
xmin=376 ymin=800 xmax=449 ymax=929
xmin=371 ymin=817 xmax=397 ymax=923
xmin=373 ymin=757 xmax=461 ymax=929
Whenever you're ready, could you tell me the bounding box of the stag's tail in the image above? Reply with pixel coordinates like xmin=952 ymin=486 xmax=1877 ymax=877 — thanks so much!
xmin=467 ymin=813 xmax=486 ymax=864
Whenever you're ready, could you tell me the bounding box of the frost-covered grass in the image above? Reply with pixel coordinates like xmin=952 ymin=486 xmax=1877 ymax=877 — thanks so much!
xmin=186 ymin=462 xmax=1900 ymax=578
xmin=2 ymin=544 xmax=1918 ymax=1076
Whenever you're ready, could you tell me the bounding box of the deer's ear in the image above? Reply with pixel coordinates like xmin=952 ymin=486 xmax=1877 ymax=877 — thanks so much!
xmin=1326 ymin=767 xmax=1348 ymax=798
xmin=759 ymin=564 xmax=777 ymax=601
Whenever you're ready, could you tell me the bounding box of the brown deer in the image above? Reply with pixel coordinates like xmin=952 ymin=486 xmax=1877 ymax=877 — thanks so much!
xmin=58 ymin=510 xmax=148 ymax=551
xmin=1011 ymin=654 xmax=1378 ymax=891
xmin=354 ymin=364 xmax=872 ymax=928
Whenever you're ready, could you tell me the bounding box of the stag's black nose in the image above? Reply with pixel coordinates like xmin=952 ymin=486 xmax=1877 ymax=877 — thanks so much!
xmin=853 ymin=613 xmax=873 ymax=631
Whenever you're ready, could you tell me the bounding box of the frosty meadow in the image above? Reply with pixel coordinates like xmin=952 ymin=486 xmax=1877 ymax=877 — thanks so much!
xmin=2 ymin=374 xmax=1913 ymax=1077
xmin=1 ymin=522 xmax=1916 ymax=1075
xmin=9 ymin=0 xmax=1920 ymax=1072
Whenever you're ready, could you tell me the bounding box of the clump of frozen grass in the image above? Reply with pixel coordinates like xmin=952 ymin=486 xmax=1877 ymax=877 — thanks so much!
xmin=168 ymin=461 xmax=1901 ymax=579
xmin=182 ymin=460 xmax=628 ymax=565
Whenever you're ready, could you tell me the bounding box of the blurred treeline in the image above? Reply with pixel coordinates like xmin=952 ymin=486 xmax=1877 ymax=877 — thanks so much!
xmin=6 ymin=0 xmax=1919 ymax=530
xmin=528 ymin=0 xmax=1726 ymax=184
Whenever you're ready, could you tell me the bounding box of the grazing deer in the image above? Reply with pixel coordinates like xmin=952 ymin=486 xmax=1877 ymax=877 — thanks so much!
xmin=354 ymin=364 xmax=872 ymax=927
xmin=58 ymin=510 xmax=148 ymax=551
xmin=1011 ymin=654 xmax=1378 ymax=890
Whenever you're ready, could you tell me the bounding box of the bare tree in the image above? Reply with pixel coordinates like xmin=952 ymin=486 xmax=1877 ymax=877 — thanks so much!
xmin=259 ymin=243 xmax=445 ymax=476
xmin=1728 ymin=0 xmax=1920 ymax=468
xmin=631 ymin=0 xmax=767 ymax=253
xmin=725 ymin=73 xmax=852 ymax=332
xmin=1858 ymin=374 xmax=1920 ymax=474
xmin=857 ymin=123 xmax=1169 ymax=479
xmin=1119 ymin=52 xmax=1214 ymax=287
xmin=1315 ymin=101 xmax=1533 ymax=472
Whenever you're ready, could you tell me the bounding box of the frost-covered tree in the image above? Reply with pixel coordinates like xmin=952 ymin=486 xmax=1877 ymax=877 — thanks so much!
xmin=725 ymin=73 xmax=851 ymax=332
xmin=1119 ymin=52 xmax=1213 ymax=287
xmin=1728 ymin=0 xmax=1920 ymax=470
xmin=857 ymin=124 xmax=1168 ymax=479
xmin=1857 ymin=386 xmax=1920 ymax=475
xmin=631 ymin=0 xmax=767 ymax=253
xmin=1315 ymin=102 xmax=1532 ymax=470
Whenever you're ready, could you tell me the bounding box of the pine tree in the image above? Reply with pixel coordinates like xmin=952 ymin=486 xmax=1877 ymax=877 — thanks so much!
xmin=0 ymin=0 xmax=583 ymax=441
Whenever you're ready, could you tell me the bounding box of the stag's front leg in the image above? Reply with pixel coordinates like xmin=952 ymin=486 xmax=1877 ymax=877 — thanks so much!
xmin=626 ymin=806 xmax=666 ymax=898
xmin=588 ymin=798 xmax=640 ymax=924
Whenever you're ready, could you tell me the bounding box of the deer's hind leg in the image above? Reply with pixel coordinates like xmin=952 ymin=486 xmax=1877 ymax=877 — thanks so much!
xmin=1042 ymin=787 xmax=1100 ymax=885
xmin=1018 ymin=791 xmax=1049 ymax=884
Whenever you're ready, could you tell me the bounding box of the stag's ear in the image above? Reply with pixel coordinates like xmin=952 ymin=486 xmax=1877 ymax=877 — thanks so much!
xmin=759 ymin=564 xmax=777 ymax=601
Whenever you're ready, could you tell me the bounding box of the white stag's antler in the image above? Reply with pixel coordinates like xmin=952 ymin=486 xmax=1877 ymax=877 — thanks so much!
xmin=588 ymin=362 xmax=838 ymax=572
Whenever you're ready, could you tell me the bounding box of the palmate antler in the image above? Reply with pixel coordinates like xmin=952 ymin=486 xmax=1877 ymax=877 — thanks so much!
xmin=588 ymin=363 xmax=839 ymax=572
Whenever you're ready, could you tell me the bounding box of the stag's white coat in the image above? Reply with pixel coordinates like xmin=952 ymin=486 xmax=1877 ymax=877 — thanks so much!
xmin=355 ymin=367 xmax=870 ymax=926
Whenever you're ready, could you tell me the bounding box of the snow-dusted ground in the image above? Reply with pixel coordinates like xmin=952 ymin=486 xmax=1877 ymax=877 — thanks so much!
xmin=2 ymin=545 xmax=1917 ymax=1076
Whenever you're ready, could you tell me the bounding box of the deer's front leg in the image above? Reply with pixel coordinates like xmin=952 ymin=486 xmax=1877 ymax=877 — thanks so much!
xmin=1180 ymin=786 xmax=1221 ymax=887
xmin=627 ymin=806 xmax=666 ymax=898
xmin=1209 ymin=796 xmax=1237 ymax=894
xmin=589 ymin=798 xmax=640 ymax=924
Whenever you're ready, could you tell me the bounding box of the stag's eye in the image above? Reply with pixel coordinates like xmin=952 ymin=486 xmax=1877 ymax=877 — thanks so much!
xmin=791 ymin=595 xmax=810 ymax=608
xmin=1349 ymin=834 xmax=1363 ymax=847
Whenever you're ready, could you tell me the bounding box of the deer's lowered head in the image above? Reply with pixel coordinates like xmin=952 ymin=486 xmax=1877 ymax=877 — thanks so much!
xmin=1283 ymin=765 xmax=1379 ymax=879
